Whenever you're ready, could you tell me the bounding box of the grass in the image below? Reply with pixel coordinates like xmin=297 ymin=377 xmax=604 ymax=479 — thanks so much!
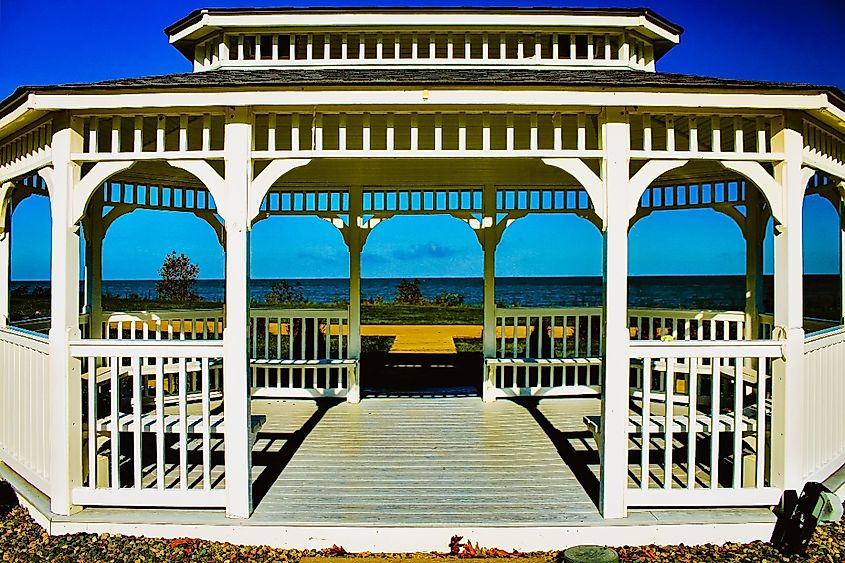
xmin=361 ymin=304 xmax=482 ymax=325
xmin=9 ymin=295 xmax=485 ymax=326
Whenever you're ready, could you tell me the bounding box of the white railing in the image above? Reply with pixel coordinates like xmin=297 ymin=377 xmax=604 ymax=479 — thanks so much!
xmin=489 ymin=307 xmax=602 ymax=397
xmin=101 ymin=309 xmax=224 ymax=340
xmin=0 ymin=327 xmax=51 ymax=494
xmin=249 ymin=308 xmax=354 ymax=398
xmin=758 ymin=313 xmax=836 ymax=340
xmin=629 ymin=308 xmax=745 ymax=342
xmin=10 ymin=316 xmax=51 ymax=334
xmin=69 ymin=339 xmax=228 ymax=508
xmin=624 ymin=340 xmax=783 ymax=507
xmin=488 ymin=307 xmax=748 ymax=397
xmin=100 ymin=307 xmax=356 ymax=398
xmin=802 ymin=325 xmax=845 ymax=483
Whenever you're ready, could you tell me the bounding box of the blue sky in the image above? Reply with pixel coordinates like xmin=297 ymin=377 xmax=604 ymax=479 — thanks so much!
xmin=2 ymin=0 xmax=844 ymax=280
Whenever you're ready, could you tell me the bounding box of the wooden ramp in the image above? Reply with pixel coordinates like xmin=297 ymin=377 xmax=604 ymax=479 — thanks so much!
xmin=250 ymin=397 xmax=598 ymax=525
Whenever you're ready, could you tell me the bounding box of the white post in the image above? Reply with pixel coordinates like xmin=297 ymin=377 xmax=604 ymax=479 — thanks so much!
xmin=482 ymin=184 xmax=498 ymax=402
xmin=0 ymin=197 xmax=12 ymax=327
xmin=83 ymin=210 xmax=104 ymax=339
xmin=223 ymin=107 xmax=253 ymax=518
xmin=840 ymin=196 xmax=845 ymax=325
xmin=599 ymin=108 xmax=630 ymax=519
xmin=744 ymin=187 xmax=764 ymax=340
xmin=770 ymin=112 xmax=805 ymax=492
xmin=347 ymin=186 xmax=362 ymax=403
xmin=44 ymin=114 xmax=83 ymax=515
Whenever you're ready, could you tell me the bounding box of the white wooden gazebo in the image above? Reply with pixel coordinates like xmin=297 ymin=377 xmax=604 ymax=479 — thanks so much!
xmin=0 ymin=6 xmax=844 ymax=550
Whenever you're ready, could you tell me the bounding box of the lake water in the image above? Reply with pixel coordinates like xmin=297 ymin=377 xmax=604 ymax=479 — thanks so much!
xmin=11 ymin=275 xmax=841 ymax=320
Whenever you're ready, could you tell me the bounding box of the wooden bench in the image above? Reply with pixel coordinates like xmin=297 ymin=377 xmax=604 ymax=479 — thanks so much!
xmin=250 ymin=358 xmax=357 ymax=368
xmin=95 ymin=413 xmax=266 ymax=435
xmin=583 ymin=410 xmax=761 ymax=449
xmin=486 ymin=357 xmax=602 ymax=368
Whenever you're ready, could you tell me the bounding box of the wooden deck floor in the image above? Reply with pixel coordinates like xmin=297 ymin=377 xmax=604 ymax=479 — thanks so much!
xmin=250 ymin=396 xmax=602 ymax=525
xmin=25 ymin=394 xmax=777 ymax=550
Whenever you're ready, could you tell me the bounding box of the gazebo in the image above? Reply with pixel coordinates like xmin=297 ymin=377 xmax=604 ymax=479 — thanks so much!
xmin=0 ymin=5 xmax=844 ymax=550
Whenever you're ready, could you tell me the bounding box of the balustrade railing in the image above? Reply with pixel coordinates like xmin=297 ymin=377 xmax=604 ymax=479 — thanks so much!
xmin=802 ymin=325 xmax=845 ymax=483
xmin=70 ymin=339 xmax=228 ymax=507
xmin=0 ymin=327 xmax=51 ymax=494
xmin=101 ymin=309 xmax=224 ymax=340
xmin=624 ymin=340 xmax=782 ymax=507
xmin=488 ymin=307 xmax=750 ymax=398
xmin=249 ymin=308 xmax=353 ymax=398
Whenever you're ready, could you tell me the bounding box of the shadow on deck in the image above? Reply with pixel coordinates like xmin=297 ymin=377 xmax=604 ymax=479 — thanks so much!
xmin=360 ymin=351 xmax=483 ymax=397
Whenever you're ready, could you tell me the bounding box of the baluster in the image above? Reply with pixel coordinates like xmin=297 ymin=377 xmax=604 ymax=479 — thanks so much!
xmin=577 ymin=113 xmax=586 ymax=150
xmin=201 ymin=357 xmax=211 ymax=489
xmin=710 ymin=357 xmax=721 ymax=488
xmin=87 ymin=356 xmax=97 ymax=488
xmin=131 ymin=357 xmax=142 ymax=488
xmin=641 ymin=358 xmax=652 ymax=489
xmin=756 ymin=357 xmax=767 ymax=487
xmin=687 ymin=356 xmax=698 ymax=489
xmin=711 ymin=116 xmax=721 ymax=153
xmin=111 ymin=116 xmax=121 ymax=153
xmin=109 ymin=357 xmax=119 ymax=488
xmin=178 ymin=357 xmax=187 ymax=489
xmin=155 ymin=359 xmax=165 ymax=489
xmin=664 ymin=357 xmax=675 ymax=489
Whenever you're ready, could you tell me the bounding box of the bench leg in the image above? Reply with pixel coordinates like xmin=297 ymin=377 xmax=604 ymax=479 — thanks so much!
xmin=346 ymin=365 xmax=360 ymax=403
xmin=482 ymin=363 xmax=497 ymax=402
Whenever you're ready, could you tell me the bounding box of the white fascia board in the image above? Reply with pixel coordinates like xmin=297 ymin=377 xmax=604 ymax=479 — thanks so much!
xmin=169 ymin=13 xmax=212 ymax=43
xmin=638 ymin=16 xmax=680 ymax=43
xmin=172 ymin=13 xmax=679 ymax=41
xmin=29 ymin=89 xmax=831 ymax=114
xmin=0 ymin=97 xmax=42 ymax=141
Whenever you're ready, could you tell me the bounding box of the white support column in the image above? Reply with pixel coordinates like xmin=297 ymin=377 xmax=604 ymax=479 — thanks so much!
xmin=599 ymin=108 xmax=630 ymax=519
xmin=83 ymin=208 xmax=104 ymax=339
xmin=840 ymin=195 xmax=845 ymax=325
xmin=347 ymin=186 xmax=362 ymax=404
xmin=223 ymin=107 xmax=253 ymax=518
xmin=44 ymin=114 xmax=83 ymax=515
xmin=744 ymin=188 xmax=764 ymax=340
xmin=481 ymin=184 xmax=497 ymax=402
xmin=0 ymin=197 xmax=12 ymax=327
xmin=770 ymin=112 xmax=806 ymax=492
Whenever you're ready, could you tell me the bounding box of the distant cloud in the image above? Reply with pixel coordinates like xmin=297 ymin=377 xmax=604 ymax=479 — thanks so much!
xmin=392 ymin=243 xmax=462 ymax=261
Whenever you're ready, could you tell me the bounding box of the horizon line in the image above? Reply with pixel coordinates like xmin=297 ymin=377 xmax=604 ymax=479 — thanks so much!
xmin=10 ymin=273 xmax=838 ymax=282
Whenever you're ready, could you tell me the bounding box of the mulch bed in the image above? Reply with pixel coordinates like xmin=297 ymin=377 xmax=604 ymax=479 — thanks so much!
xmin=1 ymin=486 xmax=843 ymax=562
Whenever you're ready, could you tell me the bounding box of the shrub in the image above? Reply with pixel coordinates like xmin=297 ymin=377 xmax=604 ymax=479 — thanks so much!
xmin=395 ymin=279 xmax=424 ymax=304
xmin=265 ymin=280 xmax=306 ymax=304
xmin=432 ymin=292 xmax=464 ymax=306
xmin=155 ymin=251 xmax=200 ymax=302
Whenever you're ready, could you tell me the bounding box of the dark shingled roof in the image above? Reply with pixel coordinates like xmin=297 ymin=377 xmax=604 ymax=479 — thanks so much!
xmin=3 ymin=68 xmax=844 ymax=116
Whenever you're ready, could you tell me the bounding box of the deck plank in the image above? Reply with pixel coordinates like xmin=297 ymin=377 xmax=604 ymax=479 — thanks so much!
xmin=250 ymin=396 xmax=600 ymax=525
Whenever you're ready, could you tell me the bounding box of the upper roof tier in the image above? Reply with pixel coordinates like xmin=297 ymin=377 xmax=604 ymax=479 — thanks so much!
xmin=165 ymin=7 xmax=683 ymax=73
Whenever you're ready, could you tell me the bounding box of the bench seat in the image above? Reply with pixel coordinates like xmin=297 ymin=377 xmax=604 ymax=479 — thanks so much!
xmin=486 ymin=357 xmax=602 ymax=367
xmin=95 ymin=413 xmax=266 ymax=434
xmin=83 ymin=359 xmax=222 ymax=384
xmin=250 ymin=358 xmax=357 ymax=367
xmin=583 ymin=413 xmax=757 ymax=440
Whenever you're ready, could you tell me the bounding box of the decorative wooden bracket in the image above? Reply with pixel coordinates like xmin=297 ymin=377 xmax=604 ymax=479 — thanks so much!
xmin=168 ymin=160 xmax=227 ymax=222
xmin=249 ymin=159 xmax=311 ymax=225
xmin=542 ymin=158 xmax=604 ymax=223
xmin=721 ymin=161 xmax=785 ymax=226
xmin=626 ymin=160 xmax=689 ymax=222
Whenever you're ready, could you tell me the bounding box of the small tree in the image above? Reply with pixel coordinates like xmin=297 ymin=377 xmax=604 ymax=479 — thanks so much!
xmin=265 ymin=280 xmax=306 ymax=304
xmin=156 ymin=251 xmax=200 ymax=302
xmin=395 ymin=279 xmax=424 ymax=304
